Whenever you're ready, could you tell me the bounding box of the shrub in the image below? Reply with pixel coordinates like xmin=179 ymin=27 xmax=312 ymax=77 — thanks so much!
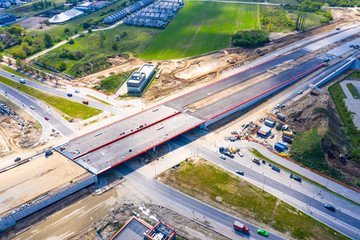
xmin=232 ymin=30 xmax=269 ymax=48
xmin=68 ymin=38 xmax=75 ymax=44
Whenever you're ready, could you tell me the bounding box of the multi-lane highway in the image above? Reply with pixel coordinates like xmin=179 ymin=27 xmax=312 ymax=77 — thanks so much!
xmin=0 ymin=81 xmax=76 ymax=137
xmin=0 ymin=68 xmax=126 ymax=116
xmin=114 ymin=164 xmax=287 ymax=240
xmin=170 ymin=135 xmax=360 ymax=238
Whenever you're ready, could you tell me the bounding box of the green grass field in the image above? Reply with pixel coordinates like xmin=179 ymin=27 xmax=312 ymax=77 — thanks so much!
xmin=159 ymin=158 xmax=349 ymax=240
xmin=38 ymin=25 xmax=160 ymax=74
xmin=346 ymin=83 xmax=360 ymax=99
xmin=0 ymin=75 xmax=102 ymax=119
xmin=141 ymin=2 xmax=259 ymax=60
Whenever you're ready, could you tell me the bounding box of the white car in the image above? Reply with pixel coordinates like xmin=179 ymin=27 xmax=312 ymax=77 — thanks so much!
xmin=30 ymin=105 xmax=35 ymax=110
xmin=11 ymin=74 xmax=15 ymax=77
xmin=220 ymin=155 xmax=226 ymax=160
xmin=238 ymin=151 xmax=244 ymax=157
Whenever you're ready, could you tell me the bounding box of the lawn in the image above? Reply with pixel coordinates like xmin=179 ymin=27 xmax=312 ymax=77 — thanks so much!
xmin=346 ymin=83 xmax=360 ymax=99
xmin=159 ymin=158 xmax=349 ymax=240
xmin=141 ymin=1 xmax=259 ymax=60
xmin=37 ymin=25 xmax=160 ymax=75
xmin=0 ymin=75 xmax=102 ymax=119
xmin=287 ymin=10 xmax=328 ymax=29
xmin=0 ymin=64 xmax=35 ymax=80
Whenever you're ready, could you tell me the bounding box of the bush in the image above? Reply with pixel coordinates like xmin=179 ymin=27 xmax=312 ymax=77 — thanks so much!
xmin=83 ymin=22 xmax=90 ymax=29
xmin=68 ymin=39 xmax=75 ymax=44
xmin=232 ymin=30 xmax=269 ymax=48
xmin=67 ymin=56 xmax=111 ymax=77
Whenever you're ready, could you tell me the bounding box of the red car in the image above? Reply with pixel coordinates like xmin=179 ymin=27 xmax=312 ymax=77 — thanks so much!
xmin=45 ymin=116 xmax=49 ymax=120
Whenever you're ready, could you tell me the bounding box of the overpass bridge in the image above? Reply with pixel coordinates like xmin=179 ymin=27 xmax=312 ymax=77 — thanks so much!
xmin=55 ymin=27 xmax=360 ymax=175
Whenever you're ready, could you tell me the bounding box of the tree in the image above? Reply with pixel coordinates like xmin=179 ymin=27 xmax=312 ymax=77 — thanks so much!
xmin=88 ymin=28 xmax=93 ymax=34
xmin=83 ymin=22 xmax=90 ymax=29
xmin=99 ymin=37 xmax=104 ymax=48
xmin=268 ymin=22 xmax=273 ymax=32
xmin=68 ymin=38 xmax=75 ymax=44
xmin=8 ymin=58 xmax=12 ymax=65
xmin=58 ymin=61 xmax=67 ymax=71
xmin=114 ymin=35 xmax=120 ymax=42
xmin=64 ymin=28 xmax=70 ymax=34
xmin=112 ymin=42 xmax=118 ymax=50
xmin=100 ymin=31 xmax=106 ymax=40
xmin=44 ymin=33 xmax=54 ymax=48
xmin=16 ymin=58 xmax=23 ymax=68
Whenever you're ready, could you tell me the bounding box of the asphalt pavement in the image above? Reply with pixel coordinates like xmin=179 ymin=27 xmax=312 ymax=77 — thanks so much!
xmin=171 ymin=135 xmax=360 ymax=238
xmin=0 ymin=81 xmax=76 ymax=137
xmin=0 ymin=68 xmax=125 ymax=116
xmin=114 ymin=164 xmax=287 ymax=240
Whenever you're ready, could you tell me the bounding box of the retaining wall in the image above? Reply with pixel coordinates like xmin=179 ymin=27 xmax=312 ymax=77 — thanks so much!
xmin=0 ymin=174 xmax=97 ymax=232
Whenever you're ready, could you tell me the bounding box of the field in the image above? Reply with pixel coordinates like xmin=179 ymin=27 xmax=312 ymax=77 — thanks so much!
xmin=37 ymin=25 xmax=160 ymax=76
xmin=158 ymin=158 xmax=349 ymax=240
xmin=0 ymin=75 xmax=102 ymax=120
xmin=287 ymin=11 xmax=328 ymax=29
xmin=141 ymin=2 xmax=259 ymax=60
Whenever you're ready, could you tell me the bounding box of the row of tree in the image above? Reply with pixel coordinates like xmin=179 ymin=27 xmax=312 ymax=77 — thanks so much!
xmin=231 ymin=30 xmax=269 ymax=48
xmin=32 ymin=0 xmax=52 ymax=11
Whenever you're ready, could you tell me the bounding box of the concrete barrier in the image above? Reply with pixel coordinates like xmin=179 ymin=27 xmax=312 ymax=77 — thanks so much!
xmin=0 ymin=174 xmax=97 ymax=232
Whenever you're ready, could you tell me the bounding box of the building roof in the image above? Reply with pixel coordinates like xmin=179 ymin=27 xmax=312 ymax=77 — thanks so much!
xmin=110 ymin=216 xmax=152 ymax=240
xmin=49 ymin=8 xmax=83 ymax=23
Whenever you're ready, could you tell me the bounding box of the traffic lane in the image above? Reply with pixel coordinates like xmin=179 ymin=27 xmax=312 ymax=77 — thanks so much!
xmin=116 ymin=165 xmax=286 ymax=240
xmin=0 ymin=69 xmax=122 ymax=115
xmin=165 ymin=49 xmax=309 ymax=111
xmin=193 ymin=142 xmax=360 ymax=229
xmin=190 ymin=57 xmax=323 ymax=120
xmin=0 ymin=82 xmax=75 ymax=137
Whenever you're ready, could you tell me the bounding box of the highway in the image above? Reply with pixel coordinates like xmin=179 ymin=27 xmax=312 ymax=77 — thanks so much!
xmin=114 ymin=165 xmax=287 ymax=240
xmin=0 ymin=81 xmax=76 ymax=137
xmin=0 ymin=68 xmax=126 ymax=116
xmin=170 ymin=135 xmax=360 ymax=238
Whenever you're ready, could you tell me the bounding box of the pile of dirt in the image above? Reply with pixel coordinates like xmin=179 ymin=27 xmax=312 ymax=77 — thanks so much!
xmin=282 ymin=90 xmax=360 ymax=182
xmin=0 ymin=105 xmax=41 ymax=157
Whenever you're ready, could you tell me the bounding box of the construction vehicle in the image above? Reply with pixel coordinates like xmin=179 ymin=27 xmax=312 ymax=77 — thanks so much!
xmin=233 ymin=221 xmax=249 ymax=234
xmin=219 ymin=147 xmax=234 ymax=158
xmin=227 ymin=57 xmax=237 ymax=64
xmin=231 ymin=148 xmax=237 ymax=153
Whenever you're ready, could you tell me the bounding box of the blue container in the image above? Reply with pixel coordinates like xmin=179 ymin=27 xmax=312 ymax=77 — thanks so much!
xmin=275 ymin=143 xmax=286 ymax=152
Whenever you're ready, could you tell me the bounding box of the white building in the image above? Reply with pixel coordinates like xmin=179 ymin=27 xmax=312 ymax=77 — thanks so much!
xmin=127 ymin=64 xmax=156 ymax=93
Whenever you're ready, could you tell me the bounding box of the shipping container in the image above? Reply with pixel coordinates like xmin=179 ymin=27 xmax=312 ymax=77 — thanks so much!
xmin=275 ymin=143 xmax=286 ymax=152
xmin=282 ymin=136 xmax=292 ymax=143
xmin=276 ymin=123 xmax=283 ymax=131
xmin=277 ymin=113 xmax=285 ymax=121
xmin=278 ymin=141 xmax=288 ymax=149
xmin=283 ymin=131 xmax=294 ymax=138
xmin=264 ymin=119 xmax=275 ymax=128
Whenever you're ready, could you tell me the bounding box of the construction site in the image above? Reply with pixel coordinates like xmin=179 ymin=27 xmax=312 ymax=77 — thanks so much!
xmin=1 ymin=6 xmax=360 ymax=240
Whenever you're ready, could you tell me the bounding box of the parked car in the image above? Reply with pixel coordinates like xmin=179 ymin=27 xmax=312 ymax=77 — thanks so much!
xmin=324 ymin=204 xmax=336 ymax=212
xmin=257 ymin=228 xmax=269 ymax=237
xmin=270 ymin=134 xmax=274 ymax=139
xmin=298 ymin=90 xmax=303 ymax=94
xmin=220 ymin=155 xmax=226 ymax=160
xmin=236 ymin=170 xmax=244 ymax=176
xmin=44 ymin=116 xmax=49 ymax=120
xmin=241 ymin=123 xmax=245 ymax=127
xmin=30 ymin=105 xmax=35 ymax=110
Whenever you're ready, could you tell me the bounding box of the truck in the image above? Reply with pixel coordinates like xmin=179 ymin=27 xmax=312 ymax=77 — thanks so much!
xmin=233 ymin=221 xmax=249 ymax=234
xmin=219 ymin=147 xmax=234 ymax=158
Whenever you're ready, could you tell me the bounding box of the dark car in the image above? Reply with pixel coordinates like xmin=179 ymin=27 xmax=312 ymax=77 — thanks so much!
xmin=290 ymin=173 xmax=302 ymax=182
xmin=14 ymin=157 xmax=21 ymax=162
xmin=236 ymin=170 xmax=244 ymax=176
xmin=67 ymin=93 xmax=73 ymax=97
xmin=324 ymin=204 xmax=336 ymax=212
xmin=45 ymin=116 xmax=49 ymax=120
